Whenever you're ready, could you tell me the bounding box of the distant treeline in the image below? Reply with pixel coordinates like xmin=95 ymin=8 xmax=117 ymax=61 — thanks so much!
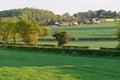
xmin=74 ymin=10 xmax=120 ymax=18
xmin=0 ymin=8 xmax=120 ymax=26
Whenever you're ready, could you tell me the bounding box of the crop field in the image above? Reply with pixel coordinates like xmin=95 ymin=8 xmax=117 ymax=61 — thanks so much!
xmin=0 ymin=48 xmax=120 ymax=80
xmin=50 ymin=23 xmax=117 ymax=38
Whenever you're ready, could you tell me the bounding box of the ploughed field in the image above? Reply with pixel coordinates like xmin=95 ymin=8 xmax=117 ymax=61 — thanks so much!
xmin=0 ymin=48 xmax=120 ymax=80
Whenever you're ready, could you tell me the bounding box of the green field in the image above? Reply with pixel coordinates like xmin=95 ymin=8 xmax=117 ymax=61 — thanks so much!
xmin=39 ymin=40 xmax=118 ymax=49
xmin=39 ymin=23 xmax=118 ymax=49
xmin=0 ymin=48 xmax=120 ymax=80
xmin=50 ymin=23 xmax=117 ymax=38
xmin=7 ymin=23 xmax=118 ymax=49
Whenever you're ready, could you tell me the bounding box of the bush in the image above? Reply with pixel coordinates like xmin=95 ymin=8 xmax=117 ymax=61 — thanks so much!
xmin=1 ymin=45 xmax=120 ymax=57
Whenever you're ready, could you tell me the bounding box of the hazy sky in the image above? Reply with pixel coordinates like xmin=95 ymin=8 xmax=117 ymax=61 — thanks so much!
xmin=0 ymin=0 xmax=120 ymax=15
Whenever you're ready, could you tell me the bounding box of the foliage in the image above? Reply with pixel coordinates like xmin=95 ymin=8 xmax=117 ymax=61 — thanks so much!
xmin=1 ymin=45 xmax=120 ymax=57
xmin=41 ymin=27 xmax=51 ymax=36
xmin=79 ymin=17 xmax=90 ymax=24
xmin=16 ymin=20 xmax=41 ymax=46
xmin=0 ymin=8 xmax=120 ymax=26
xmin=0 ymin=18 xmax=17 ymax=44
xmin=74 ymin=9 xmax=120 ymax=18
xmin=53 ymin=31 xmax=70 ymax=47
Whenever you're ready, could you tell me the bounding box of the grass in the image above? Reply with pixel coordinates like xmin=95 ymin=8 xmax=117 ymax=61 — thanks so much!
xmin=50 ymin=23 xmax=117 ymax=38
xmin=0 ymin=48 xmax=120 ymax=80
xmin=7 ymin=23 xmax=118 ymax=49
xmin=39 ymin=40 xmax=118 ymax=49
xmin=39 ymin=23 xmax=118 ymax=49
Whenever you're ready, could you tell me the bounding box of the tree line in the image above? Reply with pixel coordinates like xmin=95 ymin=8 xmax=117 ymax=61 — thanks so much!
xmin=0 ymin=18 xmax=50 ymax=46
xmin=73 ymin=9 xmax=120 ymax=18
xmin=0 ymin=8 xmax=120 ymax=26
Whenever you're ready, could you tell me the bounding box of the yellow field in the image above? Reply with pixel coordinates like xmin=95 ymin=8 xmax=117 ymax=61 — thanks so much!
xmin=105 ymin=18 xmax=120 ymax=22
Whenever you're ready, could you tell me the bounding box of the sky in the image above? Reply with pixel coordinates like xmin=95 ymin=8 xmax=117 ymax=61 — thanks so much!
xmin=0 ymin=0 xmax=120 ymax=15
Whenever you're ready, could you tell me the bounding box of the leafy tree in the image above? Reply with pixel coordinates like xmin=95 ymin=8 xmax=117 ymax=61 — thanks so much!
xmin=79 ymin=17 xmax=90 ymax=24
xmin=16 ymin=20 xmax=40 ymax=46
xmin=73 ymin=9 xmax=120 ymax=19
xmin=63 ymin=13 xmax=70 ymax=18
xmin=0 ymin=18 xmax=17 ymax=44
xmin=56 ymin=15 xmax=63 ymax=23
xmin=42 ymin=27 xmax=51 ymax=36
xmin=0 ymin=21 xmax=6 ymax=43
xmin=53 ymin=31 xmax=70 ymax=47
xmin=96 ymin=9 xmax=106 ymax=18
xmin=9 ymin=22 xmax=17 ymax=45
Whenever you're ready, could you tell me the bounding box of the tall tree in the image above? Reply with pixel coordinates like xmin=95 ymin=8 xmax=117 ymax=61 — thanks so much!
xmin=16 ymin=20 xmax=41 ymax=46
xmin=0 ymin=18 xmax=17 ymax=44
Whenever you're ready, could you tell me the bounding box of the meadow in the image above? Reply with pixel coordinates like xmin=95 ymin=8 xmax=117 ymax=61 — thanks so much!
xmin=40 ymin=40 xmax=118 ymax=49
xmin=50 ymin=23 xmax=117 ymax=38
xmin=0 ymin=48 xmax=120 ymax=80
xmin=8 ymin=23 xmax=118 ymax=49
xmin=39 ymin=23 xmax=118 ymax=49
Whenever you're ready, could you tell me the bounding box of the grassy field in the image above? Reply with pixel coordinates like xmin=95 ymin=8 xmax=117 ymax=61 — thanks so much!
xmin=7 ymin=23 xmax=118 ymax=49
xmin=0 ymin=48 xmax=120 ymax=80
xmin=50 ymin=23 xmax=117 ymax=38
xmin=39 ymin=23 xmax=118 ymax=48
xmin=39 ymin=40 xmax=118 ymax=49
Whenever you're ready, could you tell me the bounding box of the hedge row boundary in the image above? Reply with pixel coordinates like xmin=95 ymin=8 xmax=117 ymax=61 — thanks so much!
xmin=39 ymin=37 xmax=117 ymax=41
xmin=0 ymin=45 xmax=120 ymax=57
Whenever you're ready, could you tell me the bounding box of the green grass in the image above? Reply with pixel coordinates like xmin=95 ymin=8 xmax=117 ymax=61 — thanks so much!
xmin=39 ymin=40 xmax=118 ymax=49
xmin=8 ymin=23 xmax=118 ymax=49
xmin=51 ymin=23 xmax=117 ymax=38
xmin=0 ymin=48 xmax=120 ymax=80
xmin=40 ymin=23 xmax=118 ymax=49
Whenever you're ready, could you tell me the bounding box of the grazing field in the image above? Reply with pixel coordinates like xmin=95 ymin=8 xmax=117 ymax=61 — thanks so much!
xmin=39 ymin=23 xmax=118 ymax=49
xmin=39 ymin=40 xmax=118 ymax=49
xmin=50 ymin=23 xmax=117 ymax=38
xmin=7 ymin=23 xmax=118 ymax=49
xmin=0 ymin=48 xmax=120 ymax=80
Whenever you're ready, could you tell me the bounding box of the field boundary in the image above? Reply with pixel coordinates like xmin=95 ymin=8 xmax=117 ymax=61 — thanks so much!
xmin=40 ymin=38 xmax=117 ymax=41
xmin=0 ymin=45 xmax=120 ymax=57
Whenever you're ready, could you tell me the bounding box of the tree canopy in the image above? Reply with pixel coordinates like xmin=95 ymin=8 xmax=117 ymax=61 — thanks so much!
xmin=73 ymin=9 xmax=120 ymax=19
xmin=16 ymin=20 xmax=41 ymax=46
xmin=0 ymin=8 xmax=120 ymax=26
xmin=53 ymin=31 xmax=70 ymax=47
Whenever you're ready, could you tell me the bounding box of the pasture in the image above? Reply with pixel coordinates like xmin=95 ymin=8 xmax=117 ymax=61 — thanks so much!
xmin=39 ymin=40 xmax=118 ymax=49
xmin=7 ymin=23 xmax=118 ymax=49
xmin=39 ymin=23 xmax=118 ymax=49
xmin=0 ymin=48 xmax=120 ymax=80
xmin=50 ymin=23 xmax=117 ymax=38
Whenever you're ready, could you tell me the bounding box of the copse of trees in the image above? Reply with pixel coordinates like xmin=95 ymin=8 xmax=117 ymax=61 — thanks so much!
xmin=0 ymin=8 xmax=57 ymax=26
xmin=0 ymin=18 xmax=17 ymax=44
xmin=0 ymin=8 xmax=120 ymax=27
xmin=16 ymin=20 xmax=41 ymax=46
xmin=73 ymin=9 xmax=120 ymax=19
xmin=0 ymin=18 xmax=51 ymax=46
